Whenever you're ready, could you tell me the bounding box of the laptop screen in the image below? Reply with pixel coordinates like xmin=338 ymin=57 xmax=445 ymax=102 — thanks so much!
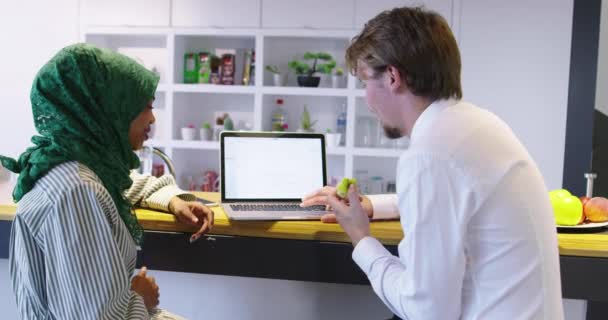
xmin=221 ymin=132 xmax=326 ymax=201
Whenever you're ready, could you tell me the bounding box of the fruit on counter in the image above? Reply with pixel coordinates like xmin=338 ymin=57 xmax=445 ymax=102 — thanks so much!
xmin=549 ymin=189 xmax=583 ymax=226
xmin=583 ymin=197 xmax=608 ymax=222
xmin=336 ymin=177 xmax=357 ymax=199
xmin=579 ymin=196 xmax=590 ymax=224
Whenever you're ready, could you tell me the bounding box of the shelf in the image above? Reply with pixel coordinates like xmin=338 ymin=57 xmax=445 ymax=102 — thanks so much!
xmin=147 ymin=139 xmax=220 ymax=150
xmin=354 ymin=89 xmax=366 ymax=97
xmin=84 ymin=26 xmax=171 ymax=35
xmin=326 ymin=147 xmax=347 ymax=155
xmin=172 ymin=140 xmax=220 ymax=150
xmin=171 ymin=84 xmax=354 ymax=96
xmin=262 ymin=86 xmax=350 ymax=97
xmin=156 ymin=84 xmax=169 ymax=92
xmin=148 ymin=140 xmax=403 ymax=158
xmin=172 ymin=84 xmax=256 ymax=94
xmin=352 ymin=147 xmax=405 ymax=158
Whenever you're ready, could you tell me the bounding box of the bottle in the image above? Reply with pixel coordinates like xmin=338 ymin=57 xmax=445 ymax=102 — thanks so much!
xmin=271 ymin=98 xmax=286 ymax=131
xmin=336 ymin=104 xmax=347 ymax=146
xmin=249 ymin=50 xmax=256 ymax=86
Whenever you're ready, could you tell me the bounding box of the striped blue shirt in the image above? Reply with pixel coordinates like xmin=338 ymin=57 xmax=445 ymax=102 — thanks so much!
xmin=9 ymin=161 xmax=193 ymax=319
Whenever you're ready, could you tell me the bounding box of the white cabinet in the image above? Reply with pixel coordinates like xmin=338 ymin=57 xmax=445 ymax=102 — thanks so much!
xmin=81 ymin=0 xmax=171 ymax=27
xmin=172 ymin=0 xmax=261 ymax=28
xmin=355 ymin=0 xmax=453 ymax=29
xmin=262 ymin=0 xmax=355 ymax=29
xmin=458 ymin=0 xmax=573 ymax=190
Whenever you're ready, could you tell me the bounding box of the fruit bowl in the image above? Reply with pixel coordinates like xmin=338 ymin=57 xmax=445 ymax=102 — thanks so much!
xmin=557 ymin=221 xmax=608 ymax=233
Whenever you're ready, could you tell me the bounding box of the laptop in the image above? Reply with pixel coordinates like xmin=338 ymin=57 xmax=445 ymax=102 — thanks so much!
xmin=220 ymin=131 xmax=329 ymax=220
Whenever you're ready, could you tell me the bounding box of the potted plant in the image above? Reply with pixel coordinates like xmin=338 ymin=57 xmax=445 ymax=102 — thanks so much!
xmin=332 ymin=67 xmax=345 ymax=88
xmin=200 ymin=122 xmax=212 ymax=141
xmin=325 ymin=128 xmax=342 ymax=148
xmin=214 ymin=116 xmax=224 ymax=141
xmin=265 ymin=65 xmax=287 ymax=86
xmin=222 ymin=113 xmax=235 ymax=131
xmin=288 ymin=52 xmax=336 ymax=87
xmin=181 ymin=123 xmax=197 ymax=140
xmin=297 ymin=105 xmax=317 ymax=132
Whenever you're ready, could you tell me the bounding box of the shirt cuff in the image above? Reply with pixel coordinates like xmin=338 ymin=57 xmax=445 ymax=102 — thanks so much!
xmin=352 ymin=236 xmax=393 ymax=274
xmin=367 ymin=194 xmax=399 ymax=220
xmin=143 ymin=185 xmax=196 ymax=212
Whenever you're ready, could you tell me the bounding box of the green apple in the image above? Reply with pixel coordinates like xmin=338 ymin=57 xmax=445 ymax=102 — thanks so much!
xmin=336 ymin=177 xmax=357 ymax=198
xmin=549 ymin=189 xmax=583 ymax=226
xmin=549 ymin=189 xmax=571 ymax=200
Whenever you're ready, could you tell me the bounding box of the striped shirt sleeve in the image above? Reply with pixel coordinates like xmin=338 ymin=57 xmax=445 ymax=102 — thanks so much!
xmin=43 ymin=182 xmax=149 ymax=320
xmin=125 ymin=172 xmax=196 ymax=211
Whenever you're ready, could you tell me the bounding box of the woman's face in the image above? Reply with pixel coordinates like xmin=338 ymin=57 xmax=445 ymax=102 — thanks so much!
xmin=129 ymin=99 xmax=155 ymax=150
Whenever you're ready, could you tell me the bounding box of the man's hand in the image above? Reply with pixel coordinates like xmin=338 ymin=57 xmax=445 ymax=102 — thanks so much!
xmin=131 ymin=266 xmax=159 ymax=311
xmin=300 ymin=186 xmax=374 ymax=223
xmin=326 ymin=184 xmax=371 ymax=246
xmin=169 ymin=197 xmax=215 ymax=243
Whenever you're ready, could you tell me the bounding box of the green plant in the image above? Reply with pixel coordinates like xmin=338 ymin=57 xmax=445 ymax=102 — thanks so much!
xmin=288 ymin=52 xmax=336 ymax=77
xmin=300 ymin=105 xmax=317 ymax=131
xmin=265 ymin=65 xmax=281 ymax=74
xmin=334 ymin=67 xmax=344 ymax=76
xmin=201 ymin=122 xmax=211 ymax=129
xmin=223 ymin=114 xmax=234 ymax=130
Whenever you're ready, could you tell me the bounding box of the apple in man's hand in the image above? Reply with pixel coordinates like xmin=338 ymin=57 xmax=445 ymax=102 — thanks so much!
xmin=336 ymin=178 xmax=357 ymax=199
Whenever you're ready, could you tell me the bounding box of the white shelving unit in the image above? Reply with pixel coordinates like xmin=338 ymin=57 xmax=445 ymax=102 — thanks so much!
xmin=83 ymin=26 xmax=409 ymax=191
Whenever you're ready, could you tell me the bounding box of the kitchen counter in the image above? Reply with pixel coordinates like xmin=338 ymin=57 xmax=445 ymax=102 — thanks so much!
xmin=2 ymin=192 xmax=608 ymax=318
xmin=2 ymin=192 xmax=608 ymax=257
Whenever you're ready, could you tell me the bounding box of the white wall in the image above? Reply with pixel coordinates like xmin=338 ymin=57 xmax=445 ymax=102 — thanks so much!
xmin=0 ymin=0 xmax=80 ymax=158
xmin=0 ymin=0 xmax=79 ymax=314
xmin=459 ymin=0 xmax=573 ymax=191
xmin=596 ymin=0 xmax=608 ymax=116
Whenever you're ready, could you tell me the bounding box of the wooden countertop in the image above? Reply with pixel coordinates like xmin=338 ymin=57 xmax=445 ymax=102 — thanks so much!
xmin=2 ymin=192 xmax=608 ymax=258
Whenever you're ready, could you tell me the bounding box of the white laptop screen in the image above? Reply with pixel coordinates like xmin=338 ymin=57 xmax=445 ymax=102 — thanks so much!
xmin=222 ymin=134 xmax=326 ymax=201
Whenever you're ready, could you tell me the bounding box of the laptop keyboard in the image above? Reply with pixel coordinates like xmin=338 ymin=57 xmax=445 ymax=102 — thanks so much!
xmin=230 ymin=204 xmax=326 ymax=211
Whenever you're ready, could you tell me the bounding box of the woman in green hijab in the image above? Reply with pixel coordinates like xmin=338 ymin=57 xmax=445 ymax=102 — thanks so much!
xmin=1 ymin=43 xmax=213 ymax=319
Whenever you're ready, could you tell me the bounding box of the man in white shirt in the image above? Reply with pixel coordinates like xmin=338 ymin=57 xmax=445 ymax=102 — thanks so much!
xmin=301 ymin=6 xmax=564 ymax=320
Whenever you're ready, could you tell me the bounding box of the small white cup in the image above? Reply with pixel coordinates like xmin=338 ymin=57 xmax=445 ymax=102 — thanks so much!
xmin=331 ymin=75 xmax=344 ymax=88
xmin=200 ymin=128 xmax=213 ymax=141
xmin=325 ymin=133 xmax=342 ymax=148
xmin=273 ymin=73 xmax=287 ymax=86
xmin=181 ymin=127 xmax=197 ymax=140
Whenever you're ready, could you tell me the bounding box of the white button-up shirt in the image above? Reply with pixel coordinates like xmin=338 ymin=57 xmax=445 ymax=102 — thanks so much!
xmin=357 ymin=100 xmax=564 ymax=319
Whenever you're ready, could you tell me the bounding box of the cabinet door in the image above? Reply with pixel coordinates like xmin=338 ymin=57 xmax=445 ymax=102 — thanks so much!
xmin=172 ymin=0 xmax=261 ymax=28
xmin=355 ymin=0 xmax=452 ymax=29
xmin=459 ymin=0 xmax=574 ymax=190
xmin=82 ymin=0 xmax=170 ymax=27
xmin=262 ymin=0 xmax=354 ymax=29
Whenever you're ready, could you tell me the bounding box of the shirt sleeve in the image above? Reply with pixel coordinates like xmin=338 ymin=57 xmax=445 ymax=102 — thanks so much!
xmin=352 ymin=154 xmax=474 ymax=319
xmin=367 ymin=194 xmax=399 ymax=220
xmin=125 ymin=171 xmax=196 ymax=211
xmin=43 ymin=182 xmax=149 ymax=320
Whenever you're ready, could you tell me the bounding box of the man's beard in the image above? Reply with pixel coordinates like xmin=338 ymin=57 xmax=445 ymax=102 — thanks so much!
xmin=383 ymin=125 xmax=403 ymax=139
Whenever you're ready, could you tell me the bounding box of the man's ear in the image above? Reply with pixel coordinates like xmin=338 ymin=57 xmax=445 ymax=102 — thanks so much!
xmin=386 ymin=65 xmax=402 ymax=92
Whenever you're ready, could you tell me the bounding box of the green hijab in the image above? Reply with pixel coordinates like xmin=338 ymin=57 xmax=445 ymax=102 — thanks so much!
xmin=0 ymin=43 xmax=159 ymax=245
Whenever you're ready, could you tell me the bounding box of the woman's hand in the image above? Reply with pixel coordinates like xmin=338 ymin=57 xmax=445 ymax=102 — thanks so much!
xmin=169 ymin=197 xmax=215 ymax=243
xmin=131 ymin=267 xmax=159 ymax=311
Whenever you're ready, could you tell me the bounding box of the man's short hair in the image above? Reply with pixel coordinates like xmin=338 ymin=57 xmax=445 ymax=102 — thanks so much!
xmin=346 ymin=6 xmax=462 ymax=100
